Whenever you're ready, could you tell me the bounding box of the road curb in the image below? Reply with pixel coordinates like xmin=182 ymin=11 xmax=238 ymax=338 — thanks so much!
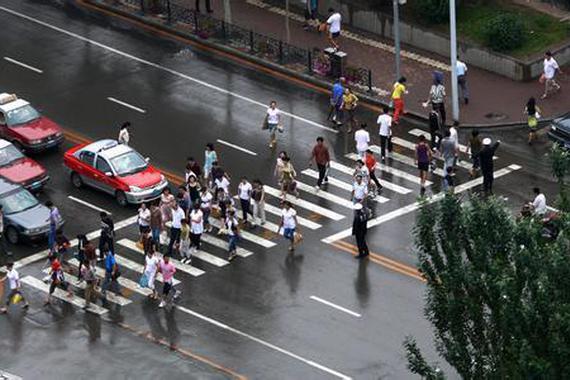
xmin=69 ymin=0 xmax=557 ymax=129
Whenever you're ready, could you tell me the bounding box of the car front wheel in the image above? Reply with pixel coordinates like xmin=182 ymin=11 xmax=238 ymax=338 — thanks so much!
xmin=5 ymin=226 xmax=19 ymax=245
xmin=116 ymin=191 xmax=128 ymax=207
xmin=71 ymin=172 xmax=83 ymax=188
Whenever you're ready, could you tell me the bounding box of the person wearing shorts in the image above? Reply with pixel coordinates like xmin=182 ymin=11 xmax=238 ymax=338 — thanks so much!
xmin=265 ymin=101 xmax=281 ymax=149
xmin=0 ymin=262 xmax=29 ymax=313
xmin=415 ymin=135 xmax=432 ymax=196
xmin=326 ymin=8 xmax=342 ymax=50
xmin=278 ymin=201 xmax=300 ymax=252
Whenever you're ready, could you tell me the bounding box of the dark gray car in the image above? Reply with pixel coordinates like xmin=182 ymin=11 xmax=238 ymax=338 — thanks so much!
xmin=0 ymin=178 xmax=64 ymax=244
xmin=548 ymin=113 xmax=570 ymax=149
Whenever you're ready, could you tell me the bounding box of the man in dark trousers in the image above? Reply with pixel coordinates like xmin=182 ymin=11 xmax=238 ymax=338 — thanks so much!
xmin=479 ymin=137 xmax=500 ymax=195
xmin=309 ymin=137 xmax=330 ymax=190
xmin=99 ymin=212 xmax=114 ymax=260
xmin=352 ymin=203 xmax=369 ymax=259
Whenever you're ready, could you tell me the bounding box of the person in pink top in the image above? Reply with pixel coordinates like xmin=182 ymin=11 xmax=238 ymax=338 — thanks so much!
xmin=158 ymin=255 xmax=179 ymax=308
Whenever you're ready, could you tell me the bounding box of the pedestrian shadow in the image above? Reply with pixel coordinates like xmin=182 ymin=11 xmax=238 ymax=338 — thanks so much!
xmin=281 ymin=253 xmax=304 ymax=294
xmin=354 ymin=259 xmax=370 ymax=309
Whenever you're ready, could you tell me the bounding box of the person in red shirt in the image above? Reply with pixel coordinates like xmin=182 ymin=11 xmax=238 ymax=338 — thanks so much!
xmin=365 ymin=150 xmax=382 ymax=195
xmin=309 ymin=137 xmax=331 ymax=190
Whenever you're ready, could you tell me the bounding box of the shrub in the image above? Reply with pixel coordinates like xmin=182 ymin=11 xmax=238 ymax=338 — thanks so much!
xmin=483 ymin=13 xmax=527 ymax=52
xmin=413 ymin=0 xmax=453 ymax=24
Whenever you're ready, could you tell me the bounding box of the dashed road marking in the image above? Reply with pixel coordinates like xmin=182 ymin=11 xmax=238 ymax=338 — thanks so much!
xmin=107 ymin=97 xmax=146 ymax=113
xmin=3 ymin=56 xmax=43 ymax=73
xmin=310 ymin=295 xmax=361 ymax=318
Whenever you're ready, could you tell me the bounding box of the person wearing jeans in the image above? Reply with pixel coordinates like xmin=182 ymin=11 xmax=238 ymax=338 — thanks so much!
xmin=238 ymin=177 xmax=253 ymax=224
xmin=251 ymin=180 xmax=266 ymax=226
xmin=310 ymin=137 xmax=330 ymax=189
xmin=167 ymin=204 xmax=185 ymax=257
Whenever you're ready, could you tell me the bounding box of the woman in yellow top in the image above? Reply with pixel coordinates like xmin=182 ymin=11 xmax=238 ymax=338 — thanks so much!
xmin=391 ymin=76 xmax=407 ymax=125
xmin=342 ymin=88 xmax=359 ymax=133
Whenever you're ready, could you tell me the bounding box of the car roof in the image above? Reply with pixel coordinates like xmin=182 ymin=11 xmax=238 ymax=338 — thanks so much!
xmin=81 ymin=139 xmax=134 ymax=160
xmin=0 ymin=177 xmax=23 ymax=194
xmin=0 ymin=98 xmax=30 ymax=113
xmin=0 ymin=139 xmax=12 ymax=150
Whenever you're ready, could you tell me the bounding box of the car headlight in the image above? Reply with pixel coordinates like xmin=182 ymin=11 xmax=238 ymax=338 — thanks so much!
xmin=129 ymin=185 xmax=143 ymax=193
xmin=25 ymin=227 xmax=42 ymax=234
xmin=28 ymin=139 xmax=42 ymax=144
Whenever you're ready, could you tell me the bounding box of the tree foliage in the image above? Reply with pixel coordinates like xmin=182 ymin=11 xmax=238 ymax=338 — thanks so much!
xmin=483 ymin=13 xmax=527 ymax=52
xmin=405 ymin=194 xmax=570 ymax=379
xmin=549 ymin=144 xmax=570 ymax=212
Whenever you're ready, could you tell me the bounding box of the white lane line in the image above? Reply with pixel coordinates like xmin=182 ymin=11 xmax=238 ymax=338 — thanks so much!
xmin=309 ymin=296 xmax=361 ymax=318
xmin=0 ymin=6 xmax=337 ymax=134
xmin=3 ymin=56 xmax=43 ymax=73
xmin=117 ymin=239 xmax=207 ymax=275
xmin=322 ymin=164 xmax=522 ymax=243
xmin=107 ymin=97 xmax=146 ymax=113
xmin=209 ymin=218 xmax=277 ymax=248
xmin=384 ymin=139 xmax=472 ymax=170
xmin=68 ymin=195 xmax=110 ymax=214
xmin=407 ymin=129 xmax=498 ymax=159
xmin=21 ymin=276 xmax=108 ymax=315
xmin=295 ymin=180 xmax=357 ymax=209
xmin=302 ymin=168 xmax=390 ymax=203
xmin=41 ymin=268 xmax=132 ymax=306
xmin=216 ymin=139 xmax=257 ymax=156
xmin=14 ymin=215 xmax=138 ymax=270
xmin=68 ymin=258 xmax=153 ymax=297
xmin=345 ymin=153 xmax=431 ymax=186
xmin=328 ymin=160 xmax=413 ymax=194
xmin=174 ymin=304 xmax=352 ymax=380
xmin=264 ymin=185 xmax=345 ymax=221
xmin=201 ymin=234 xmax=253 ymax=258
xmin=263 ymin=203 xmax=322 ymax=229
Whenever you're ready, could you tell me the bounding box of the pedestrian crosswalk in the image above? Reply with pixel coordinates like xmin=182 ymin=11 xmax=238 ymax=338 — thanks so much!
xmin=16 ymin=128 xmax=520 ymax=317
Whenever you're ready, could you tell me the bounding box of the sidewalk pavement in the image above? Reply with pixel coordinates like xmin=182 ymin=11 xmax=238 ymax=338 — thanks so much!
xmin=184 ymin=0 xmax=569 ymax=126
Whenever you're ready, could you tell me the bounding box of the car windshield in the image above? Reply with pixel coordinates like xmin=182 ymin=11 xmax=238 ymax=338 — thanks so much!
xmin=109 ymin=151 xmax=147 ymax=176
xmin=0 ymin=145 xmax=24 ymax=166
xmin=5 ymin=105 xmax=40 ymax=126
xmin=0 ymin=188 xmax=39 ymax=214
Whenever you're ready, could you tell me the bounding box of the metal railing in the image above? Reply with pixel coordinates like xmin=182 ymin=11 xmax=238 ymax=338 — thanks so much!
xmin=99 ymin=0 xmax=374 ymax=92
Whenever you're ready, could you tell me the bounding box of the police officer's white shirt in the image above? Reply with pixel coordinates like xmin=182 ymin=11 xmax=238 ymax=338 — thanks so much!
xmin=353 ymin=181 xmax=368 ymax=200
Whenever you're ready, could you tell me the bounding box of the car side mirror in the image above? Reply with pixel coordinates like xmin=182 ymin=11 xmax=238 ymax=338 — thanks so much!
xmin=105 ymin=172 xmax=113 ymax=177
xmin=145 ymin=157 xmax=150 ymax=163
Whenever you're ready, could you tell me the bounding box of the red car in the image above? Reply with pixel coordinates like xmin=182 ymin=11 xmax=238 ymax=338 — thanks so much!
xmin=64 ymin=139 xmax=168 ymax=206
xmin=0 ymin=139 xmax=49 ymax=191
xmin=0 ymin=93 xmax=64 ymax=152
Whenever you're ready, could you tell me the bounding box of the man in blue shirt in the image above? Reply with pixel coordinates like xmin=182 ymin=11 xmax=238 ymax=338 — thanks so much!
xmin=327 ymin=77 xmax=345 ymax=125
xmin=101 ymin=246 xmax=119 ymax=298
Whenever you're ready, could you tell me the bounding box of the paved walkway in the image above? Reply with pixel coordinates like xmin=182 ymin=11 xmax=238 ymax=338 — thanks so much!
xmin=181 ymin=0 xmax=569 ymax=126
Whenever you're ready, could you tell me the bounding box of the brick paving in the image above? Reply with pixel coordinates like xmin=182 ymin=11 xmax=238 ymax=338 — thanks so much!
xmin=177 ymin=0 xmax=570 ymax=125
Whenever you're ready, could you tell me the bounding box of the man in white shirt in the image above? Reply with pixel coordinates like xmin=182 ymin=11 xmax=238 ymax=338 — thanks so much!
xmin=278 ymin=201 xmax=300 ymax=252
xmin=542 ymin=51 xmax=562 ymax=99
xmin=325 ymin=8 xmax=342 ymax=51
xmin=1 ymin=262 xmax=29 ymax=313
xmin=168 ymin=203 xmax=185 ymax=257
xmin=238 ymin=177 xmax=253 ymax=225
xmin=376 ymin=106 xmax=392 ymax=161
xmin=531 ymin=187 xmax=547 ymax=216
xmin=352 ymin=175 xmax=368 ymax=204
xmin=456 ymin=59 xmax=469 ymax=105
xmin=354 ymin=123 xmax=370 ymax=159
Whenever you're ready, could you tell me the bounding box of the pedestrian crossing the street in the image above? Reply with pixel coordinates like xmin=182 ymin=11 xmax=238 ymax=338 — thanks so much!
xmin=12 ymin=129 xmax=522 ymax=317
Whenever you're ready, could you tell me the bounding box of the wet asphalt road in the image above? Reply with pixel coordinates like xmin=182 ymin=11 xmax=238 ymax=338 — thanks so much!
xmin=0 ymin=0 xmax=562 ymax=379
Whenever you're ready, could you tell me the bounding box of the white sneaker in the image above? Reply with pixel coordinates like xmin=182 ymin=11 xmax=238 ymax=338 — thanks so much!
xmin=158 ymin=301 xmax=165 ymax=308
xmin=314 ymin=185 xmax=320 ymax=191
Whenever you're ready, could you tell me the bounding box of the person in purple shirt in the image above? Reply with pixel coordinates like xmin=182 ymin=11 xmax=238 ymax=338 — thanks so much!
xmin=415 ymin=135 xmax=432 ymax=196
xmin=328 ymin=77 xmax=345 ymax=125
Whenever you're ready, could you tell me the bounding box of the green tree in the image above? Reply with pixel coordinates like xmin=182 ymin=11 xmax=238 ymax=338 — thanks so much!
xmin=404 ymin=195 xmax=570 ymax=379
xmin=549 ymin=144 xmax=570 ymax=212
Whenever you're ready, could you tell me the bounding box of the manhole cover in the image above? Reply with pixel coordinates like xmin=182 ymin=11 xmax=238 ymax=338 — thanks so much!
xmin=484 ymin=112 xmax=507 ymax=121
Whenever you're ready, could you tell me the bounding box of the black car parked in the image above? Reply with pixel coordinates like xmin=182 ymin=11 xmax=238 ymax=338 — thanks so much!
xmin=548 ymin=113 xmax=570 ymax=149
